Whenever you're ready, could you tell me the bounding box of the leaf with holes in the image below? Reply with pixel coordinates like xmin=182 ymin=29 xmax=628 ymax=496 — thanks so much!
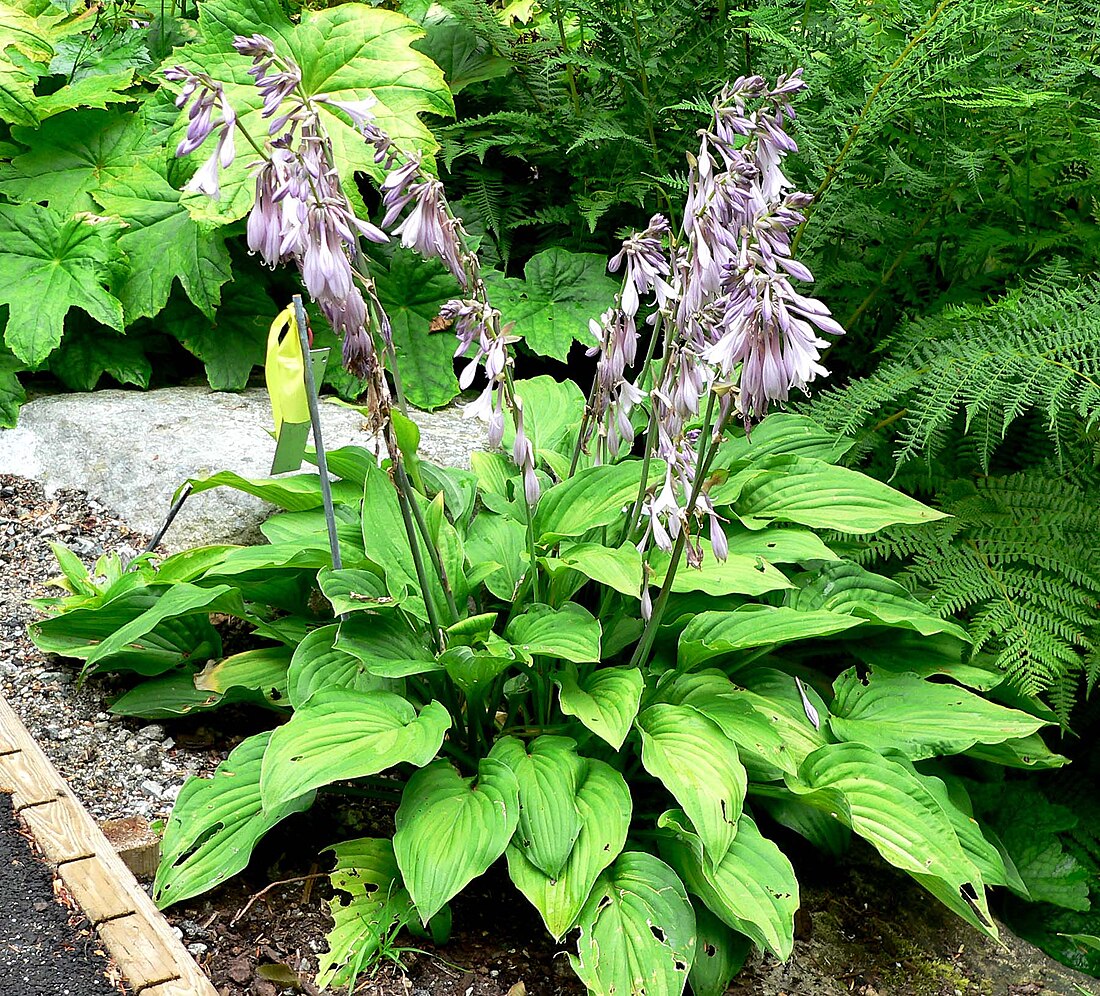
xmin=153 ymin=731 xmax=315 ymax=907
xmin=317 ymin=837 xmax=414 ymax=989
xmin=689 ymin=902 xmax=750 ymax=996
xmin=394 ymin=757 xmax=519 ymax=923
xmin=637 ymin=704 xmax=746 ymax=869
xmin=490 ymin=736 xmax=585 ymax=878
xmin=260 ymin=690 xmax=449 ymax=809
xmin=829 ymin=668 xmax=1046 ymax=760
xmin=555 ymin=665 xmax=643 ymax=751
xmin=195 ymin=646 xmax=293 ymax=706
xmin=657 ymin=809 xmax=798 ymax=961
xmin=505 ymin=757 xmax=630 ymax=939
xmin=787 ymin=743 xmax=996 ymax=937
xmin=569 ymin=851 xmax=695 ymax=996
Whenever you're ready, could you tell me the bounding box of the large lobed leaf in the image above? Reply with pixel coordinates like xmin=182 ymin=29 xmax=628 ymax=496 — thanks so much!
xmin=168 ymin=0 xmax=454 ymax=224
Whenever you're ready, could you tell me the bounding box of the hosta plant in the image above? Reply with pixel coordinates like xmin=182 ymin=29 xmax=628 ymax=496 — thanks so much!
xmin=31 ymin=52 xmax=1066 ymax=996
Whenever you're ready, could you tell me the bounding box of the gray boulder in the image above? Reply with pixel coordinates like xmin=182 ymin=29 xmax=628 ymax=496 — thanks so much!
xmin=0 ymin=387 xmax=484 ymax=549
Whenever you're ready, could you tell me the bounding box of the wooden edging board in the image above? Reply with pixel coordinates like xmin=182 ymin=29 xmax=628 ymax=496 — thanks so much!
xmin=0 ymin=694 xmax=217 ymax=996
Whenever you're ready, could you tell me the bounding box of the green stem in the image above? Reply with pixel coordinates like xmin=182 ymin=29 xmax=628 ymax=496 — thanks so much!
xmin=394 ymin=459 xmax=460 ymax=624
xmin=553 ymin=0 xmax=581 ymax=114
xmin=629 ymin=394 xmax=728 ymax=670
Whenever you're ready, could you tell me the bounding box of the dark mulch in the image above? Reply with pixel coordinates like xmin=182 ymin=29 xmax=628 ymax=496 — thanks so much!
xmin=0 ymin=792 xmax=125 ymax=995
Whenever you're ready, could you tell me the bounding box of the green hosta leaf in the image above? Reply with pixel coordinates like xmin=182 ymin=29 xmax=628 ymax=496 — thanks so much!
xmin=829 ymin=669 xmax=1046 ymax=760
xmin=317 ymin=838 xmax=413 ymax=990
xmin=717 ymin=414 xmax=853 ymax=466
xmin=569 ymin=851 xmax=695 ymax=996
xmin=555 ymin=665 xmax=643 ymax=751
xmin=506 ymin=758 xmax=630 ymax=939
xmin=544 ymin=542 xmax=642 ymax=597
xmin=0 ymin=109 xmax=146 ymax=213
xmin=260 ymin=690 xmax=450 ymax=809
xmin=394 ymin=757 xmax=520 ymax=923
xmin=503 ymin=375 xmax=586 ymax=474
xmin=336 ymin=613 xmax=439 ymax=678
xmin=657 ymin=671 xmax=815 ymax=778
xmin=438 ymin=645 xmax=512 ymax=700
xmin=0 ymin=204 xmax=125 ymax=365
xmin=171 ymin=0 xmax=453 ymax=224
xmin=678 ymin=605 xmax=863 ymax=669
xmin=163 ymin=282 xmax=273 ymax=390
xmin=722 ymin=527 xmax=839 ymax=565
xmin=318 ymin=567 xmax=392 ymax=616
xmin=733 ymin=455 xmax=946 ymax=533
xmin=637 ymin=704 xmax=746 ymax=869
xmin=93 ymin=161 xmax=232 ymax=322
xmin=754 ymin=794 xmax=851 ymax=857
xmin=788 ymin=743 xmax=995 ymax=936
xmin=964 ymin=733 xmax=1069 ymax=769
xmin=848 ymin=631 xmax=1002 ymax=690
xmin=186 ymin=470 xmax=360 ymax=510
xmin=195 ymin=645 xmax=292 ymax=705
xmin=650 ymin=544 xmax=793 ymax=597
xmin=108 ymin=670 xmax=222 ymax=719
xmin=490 ymin=736 xmax=584 ymax=878
xmin=657 ymin=809 xmax=797 ymax=961
xmin=83 ymin=582 xmax=239 ymax=670
xmin=688 ymin=903 xmax=750 ymax=996
xmin=374 ymin=249 xmax=462 ymax=409
xmin=792 ymin=561 xmax=968 ymax=640
xmin=288 ymin=624 xmax=392 ymax=708
xmin=154 ymin=731 xmax=315 ymax=908
xmin=465 ymin=512 xmax=527 ymax=601
xmin=505 ymin=602 xmax=601 ymax=663
xmin=483 ymin=249 xmax=619 ymax=361
xmin=537 ymin=461 xmax=658 ymax=544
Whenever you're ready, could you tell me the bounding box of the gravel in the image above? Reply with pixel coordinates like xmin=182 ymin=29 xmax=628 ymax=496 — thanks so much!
xmin=0 ymin=474 xmax=221 ymax=822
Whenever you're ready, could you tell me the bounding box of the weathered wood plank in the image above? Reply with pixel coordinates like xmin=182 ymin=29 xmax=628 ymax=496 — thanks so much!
xmin=20 ymin=795 xmax=101 ymax=864
xmin=57 ymin=855 xmax=137 ymax=925
xmin=97 ymin=914 xmax=179 ymax=991
xmin=0 ymin=749 xmax=62 ymax=808
xmin=0 ymin=693 xmax=218 ymax=995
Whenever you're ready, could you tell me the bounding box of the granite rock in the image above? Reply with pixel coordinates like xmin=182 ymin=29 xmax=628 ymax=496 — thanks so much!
xmin=0 ymin=387 xmax=484 ymax=549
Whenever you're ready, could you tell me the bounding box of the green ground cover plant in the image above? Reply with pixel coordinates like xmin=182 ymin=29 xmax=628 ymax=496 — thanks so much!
xmin=28 ymin=40 xmax=1074 ymax=996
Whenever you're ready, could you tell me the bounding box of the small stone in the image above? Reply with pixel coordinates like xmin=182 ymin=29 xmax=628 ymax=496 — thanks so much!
xmin=187 ymin=942 xmax=208 ymax=956
xmin=141 ymin=780 xmax=163 ymax=799
xmin=138 ymin=723 xmax=166 ymax=742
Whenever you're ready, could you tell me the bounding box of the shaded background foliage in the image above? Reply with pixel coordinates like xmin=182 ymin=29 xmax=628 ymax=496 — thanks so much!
xmin=3 ymin=0 xmax=1100 ymax=976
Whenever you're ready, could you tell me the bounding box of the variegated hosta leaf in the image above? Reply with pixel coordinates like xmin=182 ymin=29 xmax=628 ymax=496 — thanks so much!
xmin=569 ymin=851 xmax=695 ymax=996
xmin=505 ymin=757 xmax=631 ymax=940
xmin=394 ymin=757 xmax=519 ymax=923
xmin=154 ymin=732 xmax=314 ymax=908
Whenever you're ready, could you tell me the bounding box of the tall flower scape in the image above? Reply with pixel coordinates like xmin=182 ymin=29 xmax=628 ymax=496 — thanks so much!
xmin=167 ymin=49 xmax=842 ymax=588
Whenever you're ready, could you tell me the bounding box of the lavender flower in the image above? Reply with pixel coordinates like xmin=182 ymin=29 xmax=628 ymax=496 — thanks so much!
xmin=381 ymin=163 xmax=467 ymax=288
xmin=163 ymin=66 xmax=236 ymax=198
